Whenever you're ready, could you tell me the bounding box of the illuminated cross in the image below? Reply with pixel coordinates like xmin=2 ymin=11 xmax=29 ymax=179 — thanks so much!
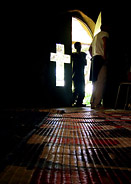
xmin=50 ymin=43 xmax=71 ymax=86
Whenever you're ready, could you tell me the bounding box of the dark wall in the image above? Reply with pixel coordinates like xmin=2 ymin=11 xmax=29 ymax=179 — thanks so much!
xmin=102 ymin=9 xmax=130 ymax=107
xmin=1 ymin=6 xmax=50 ymax=108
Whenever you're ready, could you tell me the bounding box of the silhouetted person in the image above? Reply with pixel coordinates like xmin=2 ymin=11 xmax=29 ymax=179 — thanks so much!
xmin=89 ymin=24 xmax=109 ymax=109
xmin=72 ymin=42 xmax=87 ymax=106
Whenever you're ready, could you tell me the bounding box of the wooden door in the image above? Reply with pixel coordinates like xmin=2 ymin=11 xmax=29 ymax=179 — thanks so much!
xmin=49 ymin=13 xmax=72 ymax=107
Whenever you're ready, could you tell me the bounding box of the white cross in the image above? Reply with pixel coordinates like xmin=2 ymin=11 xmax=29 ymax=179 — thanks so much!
xmin=50 ymin=43 xmax=71 ymax=86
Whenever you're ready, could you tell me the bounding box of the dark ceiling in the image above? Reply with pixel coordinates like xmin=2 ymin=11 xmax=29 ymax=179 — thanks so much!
xmin=48 ymin=2 xmax=129 ymax=22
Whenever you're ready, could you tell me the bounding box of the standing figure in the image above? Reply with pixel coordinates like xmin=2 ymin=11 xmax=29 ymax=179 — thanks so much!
xmin=89 ymin=24 xmax=109 ymax=109
xmin=72 ymin=42 xmax=87 ymax=107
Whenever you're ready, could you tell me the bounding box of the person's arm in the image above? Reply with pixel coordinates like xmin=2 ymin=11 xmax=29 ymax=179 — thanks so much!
xmin=102 ymin=37 xmax=109 ymax=60
xmin=89 ymin=45 xmax=93 ymax=57
xmin=83 ymin=53 xmax=87 ymax=66
xmin=89 ymin=45 xmax=92 ymax=57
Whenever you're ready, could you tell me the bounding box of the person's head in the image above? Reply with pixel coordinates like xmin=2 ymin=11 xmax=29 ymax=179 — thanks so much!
xmin=74 ymin=42 xmax=81 ymax=52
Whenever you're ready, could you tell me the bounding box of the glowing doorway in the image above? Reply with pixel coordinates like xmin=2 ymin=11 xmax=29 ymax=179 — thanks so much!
xmin=72 ymin=17 xmax=93 ymax=106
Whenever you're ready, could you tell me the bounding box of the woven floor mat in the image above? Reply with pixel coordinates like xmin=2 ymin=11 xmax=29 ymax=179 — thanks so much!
xmin=0 ymin=110 xmax=131 ymax=183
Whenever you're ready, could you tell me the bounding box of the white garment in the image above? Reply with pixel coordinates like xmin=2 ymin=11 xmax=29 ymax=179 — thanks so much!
xmin=91 ymin=31 xmax=109 ymax=57
xmin=91 ymin=65 xmax=107 ymax=107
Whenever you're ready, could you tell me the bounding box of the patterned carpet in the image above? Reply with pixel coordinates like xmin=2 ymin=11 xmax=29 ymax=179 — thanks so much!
xmin=0 ymin=109 xmax=131 ymax=184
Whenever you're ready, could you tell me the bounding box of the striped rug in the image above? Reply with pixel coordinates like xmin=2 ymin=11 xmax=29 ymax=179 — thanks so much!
xmin=0 ymin=109 xmax=131 ymax=183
